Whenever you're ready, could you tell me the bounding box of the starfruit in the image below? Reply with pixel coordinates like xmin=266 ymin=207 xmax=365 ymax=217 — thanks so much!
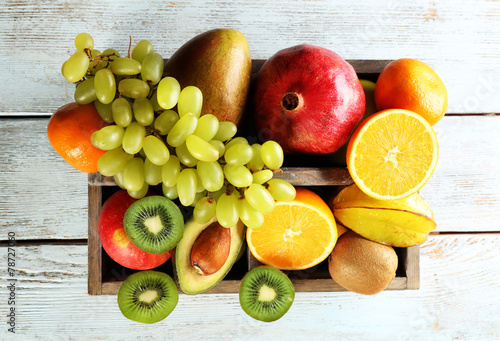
xmin=330 ymin=183 xmax=436 ymax=247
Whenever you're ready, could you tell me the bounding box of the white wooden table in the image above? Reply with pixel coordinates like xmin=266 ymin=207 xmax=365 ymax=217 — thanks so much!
xmin=1 ymin=1 xmax=499 ymax=340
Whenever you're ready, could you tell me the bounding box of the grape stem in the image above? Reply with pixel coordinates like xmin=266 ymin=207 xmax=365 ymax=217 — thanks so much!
xmin=128 ymin=35 xmax=133 ymax=59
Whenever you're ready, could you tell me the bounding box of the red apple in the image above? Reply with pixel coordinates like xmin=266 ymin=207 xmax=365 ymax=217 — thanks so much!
xmin=98 ymin=190 xmax=171 ymax=270
xmin=253 ymin=44 xmax=365 ymax=154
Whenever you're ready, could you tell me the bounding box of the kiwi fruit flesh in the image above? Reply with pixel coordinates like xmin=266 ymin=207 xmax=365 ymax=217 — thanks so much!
xmin=124 ymin=196 xmax=184 ymax=254
xmin=117 ymin=270 xmax=178 ymax=324
xmin=328 ymin=230 xmax=398 ymax=295
xmin=239 ymin=266 xmax=295 ymax=322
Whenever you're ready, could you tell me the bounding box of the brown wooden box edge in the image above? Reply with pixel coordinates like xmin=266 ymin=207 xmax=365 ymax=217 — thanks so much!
xmin=87 ymin=59 xmax=420 ymax=295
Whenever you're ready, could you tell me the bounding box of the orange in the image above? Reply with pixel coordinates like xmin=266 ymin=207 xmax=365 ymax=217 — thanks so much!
xmin=374 ymin=58 xmax=447 ymax=125
xmin=47 ymin=102 xmax=108 ymax=173
xmin=346 ymin=109 xmax=439 ymax=200
xmin=246 ymin=188 xmax=337 ymax=270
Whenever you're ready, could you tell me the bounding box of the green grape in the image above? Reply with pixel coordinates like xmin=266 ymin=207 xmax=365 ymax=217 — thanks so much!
xmin=197 ymin=161 xmax=224 ymax=192
xmin=161 ymin=155 xmax=181 ymax=187
xmin=94 ymin=100 xmax=114 ymax=123
xmin=175 ymin=142 xmax=198 ymax=167
xmin=122 ymin=122 xmax=146 ymax=154
xmin=97 ymin=148 xmax=131 ymax=176
xmin=112 ymin=98 xmax=133 ymax=127
xmin=210 ymin=187 xmax=226 ymax=203
xmin=62 ymin=51 xmax=89 ymax=83
xmin=143 ymin=135 xmax=170 ymax=166
xmin=193 ymin=114 xmax=219 ymax=141
xmin=224 ymin=164 xmax=253 ymax=188
xmin=122 ymin=157 xmax=145 ymax=192
xmin=193 ymin=197 xmax=217 ymax=225
xmin=194 ymin=170 xmax=206 ymax=193
xmin=162 ymin=183 xmax=178 ymax=200
xmin=141 ymin=52 xmax=164 ymax=85
xmin=267 ymin=179 xmax=296 ymax=202
xmin=74 ymin=32 xmax=94 ymax=52
xmin=128 ymin=182 xmax=149 ymax=199
xmin=177 ymin=168 xmax=197 ymax=206
xmin=61 ymin=61 xmax=66 ymax=77
xmin=88 ymin=50 xmax=105 ymax=75
xmin=213 ymin=121 xmax=237 ymax=141
xmin=114 ymin=171 xmax=125 ymax=189
xmin=209 ymin=139 xmax=225 ymax=156
xmin=192 ymin=190 xmax=208 ymax=207
xmin=216 ymin=192 xmax=239 ymax=228
xmin=224 ymin=143 xmax=253 ymax=166
xmin=102 ymin=48 xmax=121 ymax=58
xmin=247 ymin=144 xmax=264 ymax=172
xmin=91 ymin=125 xmax=124 ymax=150
xmin=149 ymin=90 xmax=162 ymax=112
xmin=261 ymin=140 xmax=284 ymax=170
xmin=74 ymin=78 xmax=96 ymax=104
xmin=177 ymin=86 xmax=203 ymax=118
xmin=154 ymin=110 xmax=179 ymax=135
xmin=185 ymin=135 xmax=220 ymax=162
xmin=110 ymin=57 xmax=141 ymax=75
xmin=157 ymin=77 xmax=180 ymax=110
xmin=94 ymin=68 xmax=116 ymax=104
xmin=118 ymin=78 xmax=150 ymax=99
xmin=139 ymin=148 xmax=147 ymax=159
xmin=238 ymin=197 xmax=264 ymax=229
xmin=252 ymin=169 xmax=273 ymax=185
xmin=144 ymin=158 xmax=163 ymax=186
xmin=225 ymin=136 xmax=248 ymax=150
xmin=167 ymin=113 xmax=198 ymax=147
xmin=133 ymin=98 xmax=154 ymax=126
xmin=131 ymin=40 xmax=154 ymax=63
xmin=244 ymin=183 xmax=275 ymax=214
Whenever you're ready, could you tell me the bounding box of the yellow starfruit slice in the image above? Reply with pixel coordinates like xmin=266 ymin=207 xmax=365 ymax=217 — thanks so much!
xmin=331 ymin=183 xmax=436 ymax=247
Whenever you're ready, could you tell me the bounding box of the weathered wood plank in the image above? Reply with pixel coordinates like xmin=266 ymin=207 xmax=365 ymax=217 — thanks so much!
xmin=1 ymin=115 xmax=499 ymax=240
xmin=0 ymin=234 xmax=498 ymax=340
xmin=0 ymin=118 xmax=88 ymax=241
xmin=1 ymin=1 xmax=500 ymax=114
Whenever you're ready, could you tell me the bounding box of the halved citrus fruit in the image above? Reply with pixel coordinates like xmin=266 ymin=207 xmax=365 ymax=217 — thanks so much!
xmin=346 ymin=108 xmax=439 ymax=200
xmin=246 ymin=188 xmax=337 ymax=270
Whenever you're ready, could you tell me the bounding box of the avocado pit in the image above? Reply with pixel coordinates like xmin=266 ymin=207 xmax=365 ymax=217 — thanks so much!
xmin=190 ymin=222 xmax=231 ymax=276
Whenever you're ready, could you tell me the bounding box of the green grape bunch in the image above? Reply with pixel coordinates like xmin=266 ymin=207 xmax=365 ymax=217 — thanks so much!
xmin=61 ymin=32 xmax=296 ymax=230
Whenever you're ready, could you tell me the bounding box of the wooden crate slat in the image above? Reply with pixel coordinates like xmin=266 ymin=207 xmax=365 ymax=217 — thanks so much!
xmin=88 ymin=167 xmax=353 ymax=187
xmin=88 ymin=185 xmax=103 ymax=295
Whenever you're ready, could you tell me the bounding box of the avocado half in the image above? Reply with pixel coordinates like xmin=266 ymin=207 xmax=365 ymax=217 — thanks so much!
xmin=174 ymin=216 xmax=246 ymax=294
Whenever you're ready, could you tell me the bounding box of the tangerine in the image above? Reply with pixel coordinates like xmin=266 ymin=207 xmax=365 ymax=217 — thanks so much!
xmin=374 ymin=58 xmax=447 ymax=125
xmin=47 ymin=102 xmax=108 ymax=173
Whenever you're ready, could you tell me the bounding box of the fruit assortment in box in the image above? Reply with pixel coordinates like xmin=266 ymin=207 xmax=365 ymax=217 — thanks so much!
xmin=48 ymin=29 xmax=447 ymax=323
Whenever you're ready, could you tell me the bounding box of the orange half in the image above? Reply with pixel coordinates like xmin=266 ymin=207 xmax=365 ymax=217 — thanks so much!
xmin=247 ymin=188 xmax=337 ymax=270
xmin=347 ymin=109 xmax=439 ymax=200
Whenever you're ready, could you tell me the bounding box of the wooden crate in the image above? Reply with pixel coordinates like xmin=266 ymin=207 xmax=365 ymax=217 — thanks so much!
xmin=88 ymin=60 xmax=420 ymax=295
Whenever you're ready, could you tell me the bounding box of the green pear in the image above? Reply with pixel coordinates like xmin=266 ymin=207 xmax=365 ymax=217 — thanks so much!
xmin=164 ymin=29 xmax=252 ymax=125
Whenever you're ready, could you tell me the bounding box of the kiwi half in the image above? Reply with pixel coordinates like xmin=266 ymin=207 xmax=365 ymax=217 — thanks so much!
xmin=124 ymin=196 xmax=184 ymax=254
xmin=117 ymin=270 xmax=178 ymax=324
xmin=239 ymin=266 xmax=295 ymax=322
